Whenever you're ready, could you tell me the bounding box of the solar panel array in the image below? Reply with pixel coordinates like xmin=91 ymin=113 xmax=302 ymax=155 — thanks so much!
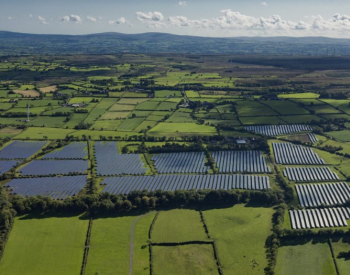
xmin=212 ymin=151 xmax=270 ymax=173
xmin=101 ymin=174 xmax=270 ymax=195
xmin=94 ymin=141 xmax=146 ymax=176
xmin=0 ymin=160 xmax=18 ymax=175
xmin=284 ymin=167 xmax=339 ymax=182
xmin=289 ymin=208 xmax=350 ymax=229
xmin=308 ymin=133 xmax=318 ymax=144
xmin=0 ymin=141 xmax=47 ymax=159
xmin=19 ymin=160 xmax=88 ymax=176
xmin=273 ymin=142 xmax=325 ymax=165
xmin=42 ymin=142 xmax=88 ymax=159
xmin=151 ymin=152 xmax=208 ymax=173
xmin=5 ymin=176 xmax=87 ymax=199
xmin=245 ymin=125 xmax=312 ymax=136
xmin=296 ymin=182 xmax=350 ymax=207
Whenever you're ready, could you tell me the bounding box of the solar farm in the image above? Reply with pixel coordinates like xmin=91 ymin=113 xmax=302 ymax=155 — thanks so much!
xmin=0 ymin=141 xmax=47 ymax=159
xmin=273 ymin=142 xmax=325 ymax=165
xmin=101 ymin=174 xmax=271 ymax=194
xmin=283 ymin=167 xmax=339 ymax=182
xmin=212 ymin=150 xmax=271 ymax=173
xmin=151 ymin=152 xmax=209 ymax=173
xmin=289 ymin=208 xmax=350 ymax=229
xmin=5 ymin=176 xmax=87 ymax=199
xmin=2 ymin=53 xmax=350 ymax=275
xmin=94 ymin=141 xmax=147 ymax=176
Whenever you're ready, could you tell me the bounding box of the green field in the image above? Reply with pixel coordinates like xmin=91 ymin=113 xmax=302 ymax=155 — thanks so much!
xmin=152 ymin=244 xmax=218 ymax=275
xmin=275 ymin=240 xmax=337 ymax=275
xmin=331 ymin=238 xmax=350 ymax=275
xmin=0 ymin=214 xmax=88 ymax=275
xmin=85 ymin=216 xmax=135 ymax=275
xmin=118 ymin=117 xmax=145 ymax=131
xmin=132 ymin=213 xmax=157 ymax=275
xmin=202 ymin=205 xmax=274 ymax=275
xmin=327 ymin=130 xmax=350 ymax=141
xmin=152 ymin=209 xmax=208 ymax=243
xmin=278 ymin=92 xmax=320 ymax=99
xmin=148 ymin=122 xmax=217 ymax=135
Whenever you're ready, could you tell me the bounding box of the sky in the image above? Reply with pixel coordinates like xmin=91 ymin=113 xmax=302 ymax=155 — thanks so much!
xmin=1 ymin=0 xmax=350 ymax=37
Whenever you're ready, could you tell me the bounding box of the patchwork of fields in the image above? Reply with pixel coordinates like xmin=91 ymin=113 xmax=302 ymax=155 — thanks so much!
xmin=2 ymin=54 xmax=350 ymax=275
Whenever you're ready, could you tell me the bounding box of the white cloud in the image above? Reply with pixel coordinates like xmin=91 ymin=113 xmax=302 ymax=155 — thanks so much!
xmin=60 ymin=14 xmax=82 ymax=23
xmin=29 ymin=14 xmax=33 ymax=18
xmin=136 ymin=11 xmax=165 ymax=28
xmin=261 ymin=2 xmax=268 ymax=6
xmin=87 ymin=16 xmax=97 ymax=23
xmin=38 ymin=16 xmax=49 ymax=25
xmin=7 ymin=16 xmax=13 ymax=20
xmin=179 ymin=1 xmax=187 ymax=6
xmin=108 ymin=17 xmax=130 ymax=26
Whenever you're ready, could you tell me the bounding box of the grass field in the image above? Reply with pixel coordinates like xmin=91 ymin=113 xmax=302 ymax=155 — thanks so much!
xmin=263 ymin=100 xmax=310 ymax=115
xmin=281 ymin=115 xmax=323 ymax=123
xmin=118 ymin=117 xmax=145 ymax=131
xmin=133 ymin=212 xmax=157 ymax=275
xmin=327 ymin=130 xmax=350 ymax=142
xmin=148 ymin=122 xmax=217 ymax=134
xmin=331 ymin=238 xmax=350 ymax=275
xmin=63 ymin=113 xmax=88 ymax=128
xmin=202 ymin=204 xmax=274 ymax=275
xmin=100 ymin=111 xmax=131 ymax=119
xmin=118 ymin=98 xmax=150 ymax=105
xmin=91 ymin=119 xmax=123 ymax=130
xmin=156 ymin=101 xmax=178 ymax=111
xmin=109 ymin=104 xmax=135 ymax=112
xmin=134 ymin=120 xmax=157 ymax=132
xmin=135 ymin=101 xmax=160 ymax=110
xmin=152 ymin=209 xmax=208 ymax=243
xmin=0 ymin=126 xmax=22 ymax=139
xmin=278 ymin=92 xmax=320 ymax=99
xmin=85 ymin=215 xmax=136 ymax=275
xmin=152 ymin=244 xmax=219 ymax=275
xmin=14 ymin=127 xmax=75 ymax=139
xmin=155 ymin=90 xmax=182 ymax=98
xmin=275 ymin=240 xmax=336 ymax=275
xmin=13 ymin=89 xmax=40 ymax=97
xmin=0 ymin=214 xmax=88 ymax=275
xmin=240 ymin=116 xmax=285 ymax=125
xmin=28 ymin=116 xmax=67 ymax=128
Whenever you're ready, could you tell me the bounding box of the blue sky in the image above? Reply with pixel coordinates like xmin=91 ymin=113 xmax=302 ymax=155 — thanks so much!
xmin=1 ymin=0 xmax=350 ymax=37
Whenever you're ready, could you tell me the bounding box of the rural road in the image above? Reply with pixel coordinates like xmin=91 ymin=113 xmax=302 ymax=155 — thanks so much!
xmin=129 ymin=212 xmax=153 ymax=275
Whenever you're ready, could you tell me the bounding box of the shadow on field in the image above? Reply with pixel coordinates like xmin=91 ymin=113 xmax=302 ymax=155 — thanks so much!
xmin=280 ymin=236 xmax=329 ymax=246
xmin=18 ymin=211 xmax=91 ymax=220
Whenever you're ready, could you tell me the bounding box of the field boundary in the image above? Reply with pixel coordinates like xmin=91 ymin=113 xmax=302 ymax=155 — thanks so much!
xmin=328 ymin=238 xmax=340 ymax=275
xmin=80 ymin=217 xmax=92 ymax=275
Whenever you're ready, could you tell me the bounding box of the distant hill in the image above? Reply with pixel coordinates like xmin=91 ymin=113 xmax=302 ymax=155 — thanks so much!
xmin=1 ymin=31 xmax=350 ymax=55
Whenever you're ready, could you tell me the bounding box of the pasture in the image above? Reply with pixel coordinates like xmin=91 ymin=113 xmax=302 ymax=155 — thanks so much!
xmin=152 ymin=244 xmax=219 ymax=275
xmin=0 ymin=214 xmax=88 ymax=275
xmin=152 ymin=209 xmax=208 ymax=243
xmin=85 ymin=216 xmax=135 ymax=275
xmin=275 ymin=240 xmax=336 ymax=275
xmin=202 ymin=205 xmax=274 ymax=275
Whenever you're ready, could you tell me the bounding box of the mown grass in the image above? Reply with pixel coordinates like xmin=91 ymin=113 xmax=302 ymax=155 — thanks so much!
xmin=85 ymin=215 xmax=136 ymax=275
xmin=152 ymin=244 xmax=219 ymax=275
xmin=148 ymin=122 xmax=217 ymax=134
xmin=202 ymin=204 xmax=274 ymax=275
xmin=275 ymin=240 xmax=336 ymax=275
xmin=331 ymin=238 xmax=350 ymax=275
xmin=152 ymin=209 xmax=208 ymax=243
xmin=327 ymin=130 xmax=350 ymax=142
xmin=0 ymin=214 xmax=88 ymax=275
xmin=133 ymin=212 xmax=157 ymax=275
xmin=278 ymin=92 xmax=319 ymax=98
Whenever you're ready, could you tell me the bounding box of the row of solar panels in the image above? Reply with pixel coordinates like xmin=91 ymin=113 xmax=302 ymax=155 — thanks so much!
xmin=101 ymin=174 xmax=271 ymax=195
xmin=151 ymin=152 xmax=209 ymax=173
xmin=283 ymin=167 xmax=339 ymax=182
xmin=296 ymin=182 xmax=350 ymax=207
xmin=212 ymin=151 xmax=270 ymax=173
xmin=273 ymin=142 xmax=324 ymax=165
xmin=5 ymin=176 xmax=87 ymax=200
xmin=245 ymin=124 xmax=313 ymax=136
xmin=289 ymin=208 xmax=350 ymax=229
